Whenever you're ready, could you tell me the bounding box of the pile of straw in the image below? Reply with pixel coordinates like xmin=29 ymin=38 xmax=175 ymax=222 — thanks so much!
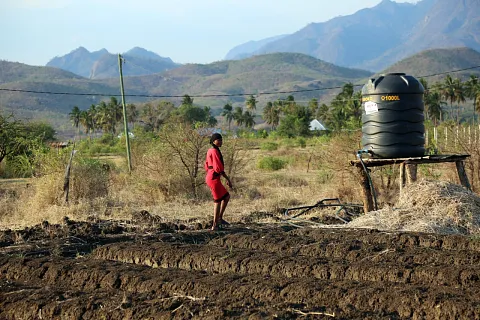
xmin=348 ymin=180 xmax=480 ymax=235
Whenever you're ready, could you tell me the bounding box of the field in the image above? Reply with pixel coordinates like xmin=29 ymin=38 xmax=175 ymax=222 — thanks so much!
xmin=0 ymin=215 xmax=480 ymax=319
xmin=1 ymin=135 xmax=480 ymax=319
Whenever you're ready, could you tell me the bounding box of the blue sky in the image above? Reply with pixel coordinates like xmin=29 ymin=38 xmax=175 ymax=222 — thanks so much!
xmin=1 ymin=0 xmax=418 ymax=66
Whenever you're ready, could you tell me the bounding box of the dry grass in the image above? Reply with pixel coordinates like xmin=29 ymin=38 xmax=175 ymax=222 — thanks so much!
xmin=348 ymin=180 xmax=480 ymax=235
xmin=2 ymin=132 xmax=480 ymax=236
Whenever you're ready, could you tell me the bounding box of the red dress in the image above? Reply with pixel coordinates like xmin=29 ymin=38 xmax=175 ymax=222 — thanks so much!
xmin=205 ymin=147 xmax=229 ymax=202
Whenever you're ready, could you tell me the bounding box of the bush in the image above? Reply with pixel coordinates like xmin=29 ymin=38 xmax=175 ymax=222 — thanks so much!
xmin=260 ymin=142 xmax=279 ymax=151
xmin=257 ymin=156 xmax=287 ymax=171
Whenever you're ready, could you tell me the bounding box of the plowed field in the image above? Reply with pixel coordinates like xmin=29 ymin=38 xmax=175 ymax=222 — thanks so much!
xmin=1 ymin=218 xmax=480 ymax=319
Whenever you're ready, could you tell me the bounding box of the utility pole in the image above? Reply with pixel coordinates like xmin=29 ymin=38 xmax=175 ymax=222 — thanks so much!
xmin=118 ymin=54 xmax=132 ymax=173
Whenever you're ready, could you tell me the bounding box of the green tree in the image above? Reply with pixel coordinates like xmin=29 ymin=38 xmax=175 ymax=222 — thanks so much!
xmin=327 ymin=83 xmax=361 ymax=131
xmin=243 ymin=110 xmax=255 ymax=129
xmin=181 ymin=94 xmax=194 ymax=106
xmin=277 ymin=105 xmax=312 ymax=138
xmin=221 ymin=103 xmax=234 ymax=130
xmin=262 ymin=101 xmax=280 ymax=130
xmin=233 ymin=106 xmax=244 ymax=127
xmin=440 ymin=75 xmax=457 ymax=122
xmin=245 ymin=95 xmax=257 ymax=112
xmin=69 ymin=106 xmax=81 ymax=136
xmin=465 ymin=75 xmax=480 ymax=125
xmin=127 ymin=103 xmax=139 ymax=129
xmin=0 ymin=115 xmax=24 ymax=164
xmin=308 ymin=98 xmax=319 ymax=115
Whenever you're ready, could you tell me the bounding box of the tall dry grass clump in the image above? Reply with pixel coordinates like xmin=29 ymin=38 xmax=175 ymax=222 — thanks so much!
xmin=0 ymin=148 xmax=114 ymax=227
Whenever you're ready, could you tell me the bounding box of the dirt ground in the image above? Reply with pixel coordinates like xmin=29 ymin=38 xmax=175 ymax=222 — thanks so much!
xmin=1 ymin=212 xmax=480 ymax=320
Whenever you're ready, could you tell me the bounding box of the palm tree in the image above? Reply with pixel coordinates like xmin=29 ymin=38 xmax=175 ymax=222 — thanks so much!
xmin=465 ymin=75 xmax=480 ymax=125
xmin=126 ymin=103 xmax=138 ymax=129
xmin=108 ymin=97 xmax=123 ymax=134
xmin=243 ymin=111 xmax=255 ymax=129
xmin=453 ymin=78 xmax=465 ymax=123
xmin=181 ymin=94 xmax=194 ymax=106
xmin=79 ymin=110 xmax=93 ymax=135
xmin=262 ymin=101 xmax=280 ymax=130
xmin=221 ymin=103 xmax=234 ymax=130
xmin=88 ymin=104 xmax=97 ymax=137
xmin=69 ymin=106 xmax=81 ymax=136
xmin=425 ymin=91 xmax=446 ymax=126
xmin=440 ymin=75 xmax=456 ymax=122
xmin=308 ymin=98 xmax=319 ymax=115
xmin=233 ymin=106 xmax=244 ymax=127
xmin=245 ymin=95 xmax=257 ymax=112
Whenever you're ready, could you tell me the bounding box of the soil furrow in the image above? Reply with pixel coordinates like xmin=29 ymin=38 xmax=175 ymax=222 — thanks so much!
xmin=1 ymin=257 xmax=479 ymax=319
xmin=92 ymin=242 xmax=480 ymax=287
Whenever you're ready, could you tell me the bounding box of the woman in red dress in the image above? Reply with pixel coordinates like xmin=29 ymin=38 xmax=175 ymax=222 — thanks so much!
xmin=205 ymin=133 xmax=232 ymax=230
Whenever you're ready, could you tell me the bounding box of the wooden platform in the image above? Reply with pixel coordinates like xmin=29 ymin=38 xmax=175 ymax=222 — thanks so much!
xmin=350 ymin=154 xmax=471 ymax=213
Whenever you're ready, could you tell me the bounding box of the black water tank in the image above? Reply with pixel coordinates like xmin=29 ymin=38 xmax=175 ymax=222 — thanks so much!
xmin=361 ymin=73 xmax=425 ymax=158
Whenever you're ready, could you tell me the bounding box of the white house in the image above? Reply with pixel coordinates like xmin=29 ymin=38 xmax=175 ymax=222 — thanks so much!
xmin=309 ymin=119 xmax=327 ymax=131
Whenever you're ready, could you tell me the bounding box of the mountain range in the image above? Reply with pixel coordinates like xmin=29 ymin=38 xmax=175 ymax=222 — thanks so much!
xmin=46 ymin=47 xmax=180 ymax=79
xmin=41 ymin=0 xmax=479 ymax=81
xmin=225 ymin=0 xmax=480 ymax=71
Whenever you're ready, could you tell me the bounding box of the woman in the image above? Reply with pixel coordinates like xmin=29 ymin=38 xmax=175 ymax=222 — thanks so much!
xmin=204 ymin=133 xmax=232 ymax=230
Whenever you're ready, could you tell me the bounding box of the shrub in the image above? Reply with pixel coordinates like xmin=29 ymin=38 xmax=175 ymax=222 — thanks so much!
xmin=257 ymin=156 xmax=287 ymax=171
xmin=260 ymin=142 xmax=279 ymax=151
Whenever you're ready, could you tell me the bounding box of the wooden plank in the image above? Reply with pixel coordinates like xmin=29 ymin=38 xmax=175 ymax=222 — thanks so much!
xmin=406 ymin=164 xmax=418 ymax=184
xmin=358 ymin=167 xmax=374 ymax=213
xmin=455 ymin=161 xmax=472 ymax=191
xmin=399 ymin=163 xmax=406 ymax=192
xmin=350 ymin=154 xmax=470 ymax=168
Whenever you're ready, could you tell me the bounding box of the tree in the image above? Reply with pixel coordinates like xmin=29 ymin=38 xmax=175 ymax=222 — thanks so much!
xmin=0 ymin=115 xmax=23 ymax=165
xmin=69 ymin=106 xmax=81 ymax=136
xmin=440 ymin=75 xmax=456 ymax=122
xmin=262 ymin=101 xmax=280 ymax=130
xmin=159 ymin=122 xmax=210 ymax=198
xmin=277 ymin=105 xmax=312 ymax=138
xmin=181 ymin=94 xmax=194 ymax=106
xmin=141 ymin=101 xmax=175 ymax=132
xmin=173 ymin=104 xmax=217 ymax=126
xmin=453 ymin=78 xmax=466 ymax=123
xmin=327 ymin=83 xmax=362 ymax=131
xmin=79 ymin=110 xmax=93 ymax=135
xmin=245 ymin=95 xmax=257 ymax=112
xmin=221 ymin=103 xmax=234 ymax=130
xmin=308 ymin=98 xmax=319 ymax=115
xmin=127 ymin=103 xmax=139 ymax=129
xmin=233 ymin=107 xmax=244 ymax=127
xmin=243 ymin=110 xmax=255 ymax=129
xmin=465 ymin=75 xmax=480 ymax=125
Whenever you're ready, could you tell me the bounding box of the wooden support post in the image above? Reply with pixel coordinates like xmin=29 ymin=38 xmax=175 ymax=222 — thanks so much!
xmin=399 ymin=163 xmax=406 ymax=192
xmin=358 ymin=167 xmax=374 ymax=213
xmin=406 ymin=164 xmax=417 ymax=184
xmin=455 ymin=161 xmax=472 ymax=191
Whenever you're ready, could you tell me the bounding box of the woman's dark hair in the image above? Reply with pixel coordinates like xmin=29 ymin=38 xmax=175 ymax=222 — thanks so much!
xmin=210 ymin=133 xmax=223 ymax=145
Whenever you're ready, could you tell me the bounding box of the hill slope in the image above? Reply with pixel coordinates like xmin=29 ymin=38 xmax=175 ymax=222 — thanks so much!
xmin=379 ymin=47 xmax=480 ymax=81
xmin=0 ymin=53 xmax=373 ymax=120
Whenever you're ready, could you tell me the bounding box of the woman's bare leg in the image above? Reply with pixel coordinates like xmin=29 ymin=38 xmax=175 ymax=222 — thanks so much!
xmin=219 ymin=194 xmax=230 ymax=222
xmin=212 ymin=202 xmax=221 ymax=230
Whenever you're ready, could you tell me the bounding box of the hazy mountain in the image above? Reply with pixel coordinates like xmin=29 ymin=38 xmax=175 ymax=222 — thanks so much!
xmin=224 ymin=35 xmax=288 ymax=60
xmin=228 ymin=0 xmax=479 ymax=71
xmin=46 ymin=47 xmax=181 ymax=79
xmin=364 ymin=0 xmax=480 ymax=71
xmin=47 ymin=47 xmax=109 ymax=78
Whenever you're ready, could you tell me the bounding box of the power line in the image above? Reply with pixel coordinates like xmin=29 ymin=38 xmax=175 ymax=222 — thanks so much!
xmin=0 ymin=65 xmax=479 ymax=99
